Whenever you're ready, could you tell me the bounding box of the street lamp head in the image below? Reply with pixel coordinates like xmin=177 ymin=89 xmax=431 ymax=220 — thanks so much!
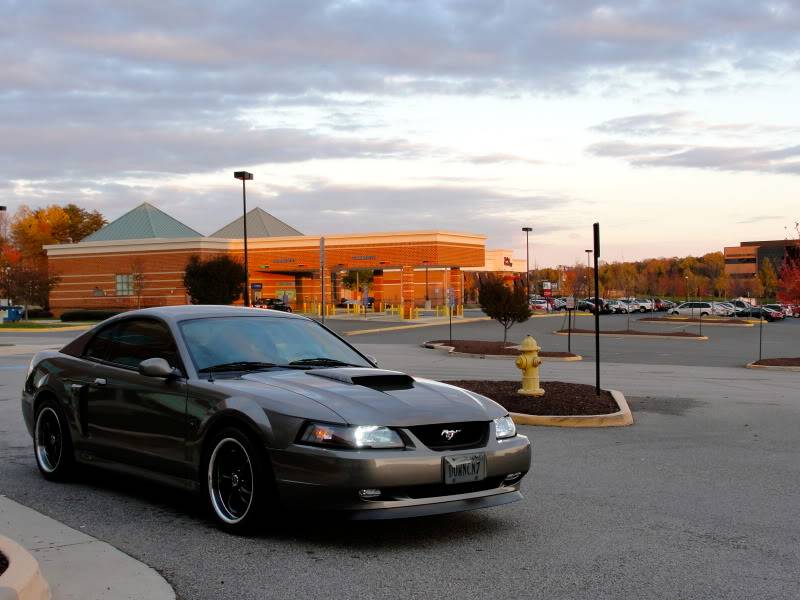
xmin=585 ymin=249 xmax=592 ymax=254
xmin=522 ymin=227 xmax=532 ymax=232
xmin=234 ymin=171 xmax=254 ymax=181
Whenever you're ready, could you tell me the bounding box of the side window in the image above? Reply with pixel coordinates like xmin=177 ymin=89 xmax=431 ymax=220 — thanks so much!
xmin=105 ymin=319 xmax=180 ymax=370
xmin=84 ymin=323 xmax=118 ymax=361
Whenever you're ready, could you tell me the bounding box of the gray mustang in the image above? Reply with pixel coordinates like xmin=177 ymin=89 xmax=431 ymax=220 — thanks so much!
xmin=22 ymin=306 xmax=531 ymax=533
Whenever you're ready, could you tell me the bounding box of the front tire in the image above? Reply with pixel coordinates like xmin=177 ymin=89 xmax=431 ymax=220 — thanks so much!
xmin=205 ymin=427 xmax=274 ymax=535
xmin=34 ymin=398 xmax=75 ymax=481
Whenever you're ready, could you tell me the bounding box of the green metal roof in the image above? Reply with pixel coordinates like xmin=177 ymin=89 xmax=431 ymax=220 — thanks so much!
xmin=211 ymin=207 xmax=302 ymax=238
xmin=83 ymin=202 xmax=202 ymax=242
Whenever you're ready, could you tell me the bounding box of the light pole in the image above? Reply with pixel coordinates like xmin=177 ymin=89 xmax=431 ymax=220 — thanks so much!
xmin=685 ymin=275 xmax=689 ymax=304
xmin=522 ymin=227 xmax=532 ymax=299
xmin=585 ymin=249 xmax=592 ymax=297
xmin=234 ymin=171 xmax=253 ymax=306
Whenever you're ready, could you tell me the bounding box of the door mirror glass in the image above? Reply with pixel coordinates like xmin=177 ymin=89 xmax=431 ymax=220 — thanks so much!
xmin=139 ymin=357 xmax=174 ymax=378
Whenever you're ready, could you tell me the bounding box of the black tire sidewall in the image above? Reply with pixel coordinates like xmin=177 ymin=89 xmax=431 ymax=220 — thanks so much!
xmin=204 ymin=427 xmax=273 ymax=535
xmin=34 ymin=398 xmax=75 ymax=481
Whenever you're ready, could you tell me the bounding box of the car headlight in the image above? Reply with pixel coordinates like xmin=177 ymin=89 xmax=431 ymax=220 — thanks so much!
xmin=299 ymin=423 xmax=404 ymax=449
xmin=494 ymin=415 xmax=516 ymax=439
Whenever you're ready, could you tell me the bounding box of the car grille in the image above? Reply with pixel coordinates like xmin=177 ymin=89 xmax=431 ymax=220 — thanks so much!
xmin=407 ymin=421 xmax=489 ymax=451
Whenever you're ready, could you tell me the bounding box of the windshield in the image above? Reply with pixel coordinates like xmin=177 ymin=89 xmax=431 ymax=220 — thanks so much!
xmin=179 ymin=316 xmax=372 ymax=374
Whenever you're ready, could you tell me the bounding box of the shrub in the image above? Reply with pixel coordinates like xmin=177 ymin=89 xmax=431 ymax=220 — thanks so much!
xmin=478 ymin=276 xmax=532 ymax=343
xmin=183 ymin=254 xmax=246 ymax=305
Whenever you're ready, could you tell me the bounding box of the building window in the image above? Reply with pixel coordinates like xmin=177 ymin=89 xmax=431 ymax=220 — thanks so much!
xmin=115 ymin=274 xmax=134 ymax=296
xmin=724 ymin=258 xmax=756 ymax=265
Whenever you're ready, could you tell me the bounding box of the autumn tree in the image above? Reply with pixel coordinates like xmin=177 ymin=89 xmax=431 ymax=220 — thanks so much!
xmin=758 ymin=258 xmax=779 ymax=299
xmin=478 ymin=275 xmax=532 ymax=343
xmin=183 ymin=255 xmax=246 ymax=305
xmin=777 ymin=222 xmax=800 ymax=304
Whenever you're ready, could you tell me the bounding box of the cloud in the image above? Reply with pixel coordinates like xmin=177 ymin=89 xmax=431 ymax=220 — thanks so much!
xmin=3 ymin=179 xmax=581 ymax=250
xmin=587 ymin=140 xmax=800 ymax=175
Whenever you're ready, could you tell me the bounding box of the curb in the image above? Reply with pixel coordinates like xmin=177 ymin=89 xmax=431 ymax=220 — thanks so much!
xmin=344 ymin=316 xmax=490 ymax=336
xmin=0 ymin=535 xmax=50 ymax=600
xmin=643 ymin=318 xmax=754 ymax=327
xmin=745 ymin=362 xmax=800 ymax=372
xmin=422 ymin=342 xmax=583 ymax=362
xmin=553 ymin=331 xmax=708 ymax=341
xmin=510 ymin=389 xmax=634 ymax=428
xmin=0 ymin=325 xmax=89 ymax=333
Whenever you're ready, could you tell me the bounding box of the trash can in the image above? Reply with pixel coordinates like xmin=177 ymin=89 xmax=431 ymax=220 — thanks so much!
xmin=4 ymin=307 xmax=21 ymax=323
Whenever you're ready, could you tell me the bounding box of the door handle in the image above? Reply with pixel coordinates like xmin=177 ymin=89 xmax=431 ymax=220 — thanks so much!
xmin=93 ymin=378 xmax=107 ymax=386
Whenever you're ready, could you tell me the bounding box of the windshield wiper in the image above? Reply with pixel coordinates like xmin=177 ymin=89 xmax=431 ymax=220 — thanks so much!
xmin=198 ymin=361 xmax=279 ymax=374
xmin=288 ymin=357 xmax=363 ymax=368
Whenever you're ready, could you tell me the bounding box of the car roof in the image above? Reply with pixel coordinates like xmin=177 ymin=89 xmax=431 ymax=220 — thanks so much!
xmin=114 ymin=305 xmax=303 ymax=323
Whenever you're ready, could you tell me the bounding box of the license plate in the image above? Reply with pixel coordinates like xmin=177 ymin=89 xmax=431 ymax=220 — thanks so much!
xmin=443 ymin=453 xmax=486 ymax=484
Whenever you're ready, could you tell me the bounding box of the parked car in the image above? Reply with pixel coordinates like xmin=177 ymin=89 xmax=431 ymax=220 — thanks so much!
xmin=21 ymin=306 xmax=531 ymax=533
xmin=585 ymin=297 xmax=613 ymax=314
xmin=671 ymin=301 xmax=715 ymax=317
xmin=709 ymin=302 xmax=734 ymax=316
xmin=530 ymin=299 xmax=550 ymax=311
xmin=605 ymin=299 xmax=629 ymax=314
xmin=660 ymin=300 xmax=676 ymax=311
xmin=764 ymin=304 xmax=793 ymax=317
xmin=735 ymin=306 xmax=784 ymax=321
xmin=552 ymin=298 xmax=567 ymax=311
xmin=256 ymin=298 xmax=293 ymax=312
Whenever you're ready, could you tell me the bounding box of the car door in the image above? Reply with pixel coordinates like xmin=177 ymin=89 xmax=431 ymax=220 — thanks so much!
xmin=83 ymin=317 xmax=190 ymax=479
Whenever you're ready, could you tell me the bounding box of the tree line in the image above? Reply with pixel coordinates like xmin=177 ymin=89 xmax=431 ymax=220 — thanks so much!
xmin=526 ymin=249 xmax=795 ymax=302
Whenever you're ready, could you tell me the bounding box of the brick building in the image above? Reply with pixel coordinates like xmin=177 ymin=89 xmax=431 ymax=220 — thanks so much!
xmin=45 ymin=203 xmax=487 ymax=318
xmin=724 ymin=239 xmax=800 ymax=281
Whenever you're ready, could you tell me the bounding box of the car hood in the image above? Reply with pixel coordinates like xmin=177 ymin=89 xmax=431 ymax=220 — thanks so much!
xmin=226 ymin=368 xmax=505 ymax=426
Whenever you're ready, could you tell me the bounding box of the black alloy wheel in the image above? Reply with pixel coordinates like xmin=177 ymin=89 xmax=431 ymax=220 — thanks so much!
xmin=34 ymin=399 xmax=75 ymax=481
xmin=206 ymin=427 xmax=273 ymax=534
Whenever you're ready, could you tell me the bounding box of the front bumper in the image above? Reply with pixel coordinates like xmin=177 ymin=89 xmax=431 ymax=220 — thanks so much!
xmin=269 ymin=432 xmax=531 ymax=518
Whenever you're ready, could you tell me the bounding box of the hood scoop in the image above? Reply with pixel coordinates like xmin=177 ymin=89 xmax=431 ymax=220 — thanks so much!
xmin=306 ymin=368 xmax=415 ymax=391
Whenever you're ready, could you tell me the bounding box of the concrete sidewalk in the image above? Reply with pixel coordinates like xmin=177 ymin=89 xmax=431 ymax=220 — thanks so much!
xmin=0 ymin=496 xmax=174 ymax=600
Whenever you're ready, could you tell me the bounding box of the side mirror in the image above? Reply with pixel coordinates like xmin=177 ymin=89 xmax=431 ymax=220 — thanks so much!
xmin=139 ymin=357 xmax=176 ymax=378
xmin=365 ymin=354 xmax=379 ymax=367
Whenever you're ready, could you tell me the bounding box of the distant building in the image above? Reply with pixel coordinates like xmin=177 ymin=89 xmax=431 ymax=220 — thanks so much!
xmin=724 ymin=239 xmax=800 ymax=280
xmin=44 ymin=202 xmax=489 ymax=317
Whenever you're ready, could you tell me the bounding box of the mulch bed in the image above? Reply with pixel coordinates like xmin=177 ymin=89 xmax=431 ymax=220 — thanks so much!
xmin=557 ymin=328 xmax=702 ymax=338
xmin=0 ymin=550 xmax=7 ymax=576
xmin=428 ymin=340 xmax=578 ymax=358
xmin=445 ymin=380 xmax=619 ymax=416
xmin=641 ymin=317 xmax=741 ymax=324
xmin=753 ymin=357 xmax=800 ymax=366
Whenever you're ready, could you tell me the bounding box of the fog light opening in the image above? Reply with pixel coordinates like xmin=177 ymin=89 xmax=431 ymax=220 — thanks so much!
xmin=358 ymin=488 xmax=382 ymax=499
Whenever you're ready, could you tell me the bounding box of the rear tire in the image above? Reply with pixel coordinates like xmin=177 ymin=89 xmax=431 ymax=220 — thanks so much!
xmin=204 ymin=427 xmax=276 ymax=535
xmin=34 ymin=398 xmax=75 ymax=481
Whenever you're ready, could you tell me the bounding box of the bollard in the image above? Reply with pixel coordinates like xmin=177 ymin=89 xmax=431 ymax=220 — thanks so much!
xmin=515 ymin=335 xmax=545 ymax=397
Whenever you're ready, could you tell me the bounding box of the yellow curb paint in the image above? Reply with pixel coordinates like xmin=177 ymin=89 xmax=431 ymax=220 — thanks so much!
xmin=344 ymin=317 xmax=490 ymax=336
xmin=0 ymin=534 xmax=51 ymax=600
xmin=745 ymin=362 xmax=800 ymax=372
xmin=552 ymin=331 xmax=708 ymax=341
xmin=0 ymin=325 xmax=89 ymax=332
xmin=511 ymin=389 xmax=633 ymax=428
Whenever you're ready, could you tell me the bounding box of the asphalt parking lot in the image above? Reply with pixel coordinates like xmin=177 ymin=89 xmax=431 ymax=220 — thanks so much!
xmin=324 ymin=311 xmax=800 ymax=368
xmin=1 ymin=326 xmax=798 ymax=600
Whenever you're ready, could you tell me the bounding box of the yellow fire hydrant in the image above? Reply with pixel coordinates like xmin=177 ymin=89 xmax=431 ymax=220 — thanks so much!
xmin=515 ymin=335 xmax=545 ymax=397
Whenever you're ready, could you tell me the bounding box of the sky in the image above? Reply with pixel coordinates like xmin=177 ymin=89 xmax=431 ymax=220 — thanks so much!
xmin=1 ymin=0 xmax=799 ymax=267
